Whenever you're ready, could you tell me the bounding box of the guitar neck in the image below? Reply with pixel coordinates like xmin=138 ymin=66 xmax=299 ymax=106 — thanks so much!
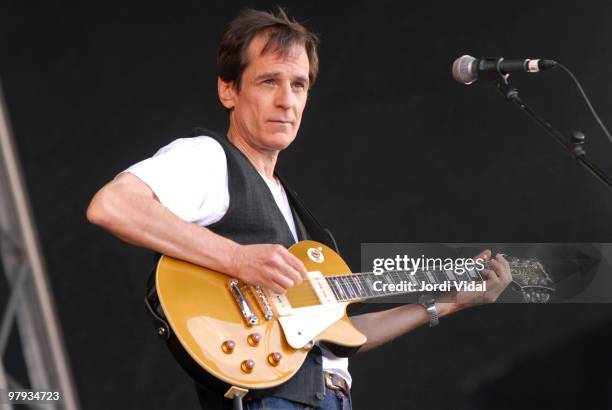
xmin=324 ymin=267 xmax=484 ymax=302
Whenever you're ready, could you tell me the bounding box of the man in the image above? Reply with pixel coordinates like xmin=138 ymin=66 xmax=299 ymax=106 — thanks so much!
xmin=86 ymin=8 xmax=511 ymax=410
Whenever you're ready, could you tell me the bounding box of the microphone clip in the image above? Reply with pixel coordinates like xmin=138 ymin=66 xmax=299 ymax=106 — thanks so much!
xmin=479 ymin=57 xmax=511 ymax=82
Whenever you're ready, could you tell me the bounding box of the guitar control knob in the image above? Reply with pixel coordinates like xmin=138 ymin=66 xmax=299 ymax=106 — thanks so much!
xmin=268 ymin=352 xmax=282 ymax=366
xmin=241 ymin=359 xmax=255 ymax=373
xmin=221 ymin=340 xmax=236 ymax=354
xmin=247 ymin=333 xmax=261 ymax=346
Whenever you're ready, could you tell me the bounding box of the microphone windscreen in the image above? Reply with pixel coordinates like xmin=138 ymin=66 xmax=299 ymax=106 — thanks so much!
xmin=452 ymin=55 xmax=477 ymax=84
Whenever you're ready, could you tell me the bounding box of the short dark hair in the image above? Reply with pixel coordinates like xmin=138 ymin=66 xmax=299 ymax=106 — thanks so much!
xmin=217 ymin=8 xmax=319 ymax=90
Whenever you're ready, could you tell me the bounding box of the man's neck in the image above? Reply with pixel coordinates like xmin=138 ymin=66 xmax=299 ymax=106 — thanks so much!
xmin=227 ymin=126 xmax=279 ymax=182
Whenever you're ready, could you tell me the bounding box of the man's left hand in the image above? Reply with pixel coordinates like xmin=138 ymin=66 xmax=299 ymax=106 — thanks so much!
xmin=440 ymin=249 xmax=512 ymax=310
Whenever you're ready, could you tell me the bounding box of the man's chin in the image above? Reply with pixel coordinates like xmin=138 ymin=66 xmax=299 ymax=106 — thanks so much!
xmin=262 ymin=131 xmax=297 ymax=151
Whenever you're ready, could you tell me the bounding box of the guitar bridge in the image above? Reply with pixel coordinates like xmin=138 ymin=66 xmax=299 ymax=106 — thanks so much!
xmin=228 ymin=279 xmax=259 ymax=326
xmin=250 ymin=285 xmax=274 ymax=321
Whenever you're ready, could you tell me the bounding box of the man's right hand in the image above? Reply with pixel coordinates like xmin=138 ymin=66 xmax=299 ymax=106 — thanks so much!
xmin=231 ymin=244 xmax=308 ymax=294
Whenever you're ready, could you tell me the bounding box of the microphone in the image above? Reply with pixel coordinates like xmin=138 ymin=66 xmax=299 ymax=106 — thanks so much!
xmin=452 ymin=55 xmax=557 ymax=84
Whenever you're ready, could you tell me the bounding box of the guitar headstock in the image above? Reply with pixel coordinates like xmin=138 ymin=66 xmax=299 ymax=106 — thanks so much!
xmin=503 ymin=256 xmax=555 ymax=303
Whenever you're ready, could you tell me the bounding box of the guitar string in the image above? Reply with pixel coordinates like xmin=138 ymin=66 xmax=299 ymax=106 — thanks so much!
xmin=284 ymin=267 xmax=485 ymax=296
xmin=241 ymin=260 xmax=508 ymax=304
xmin=266 ymin=271 xmax=475 ymax=304
xmin=279 ymin=261 xmax=539 ymax=304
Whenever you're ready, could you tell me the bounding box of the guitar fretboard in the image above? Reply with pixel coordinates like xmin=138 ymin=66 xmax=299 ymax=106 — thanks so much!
xmin=324 ymin=266 xmax=484 ymax=302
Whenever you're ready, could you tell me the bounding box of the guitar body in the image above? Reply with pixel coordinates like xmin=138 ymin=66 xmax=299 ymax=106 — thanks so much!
xmin=155 ymin=240 xmax=366 ymax=392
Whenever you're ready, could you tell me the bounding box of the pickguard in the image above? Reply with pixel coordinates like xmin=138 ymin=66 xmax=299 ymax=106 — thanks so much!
xmin=268 ymin=271 xmax=347 ymax=348
xmin=277 ymin=302 xmax=347 ymax=348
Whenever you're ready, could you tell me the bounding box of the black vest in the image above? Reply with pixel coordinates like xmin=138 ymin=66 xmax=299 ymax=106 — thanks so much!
xmin=183 ymin=128 xmax=339 ymax=409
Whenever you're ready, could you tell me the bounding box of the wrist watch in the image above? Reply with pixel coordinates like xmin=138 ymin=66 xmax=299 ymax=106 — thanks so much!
xmin=418 ymin=294 xmax=439 ymax=327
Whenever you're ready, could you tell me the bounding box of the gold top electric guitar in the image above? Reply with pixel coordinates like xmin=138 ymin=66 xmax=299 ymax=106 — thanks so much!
xmin=151 ymin=240 xmax=554 ymax=395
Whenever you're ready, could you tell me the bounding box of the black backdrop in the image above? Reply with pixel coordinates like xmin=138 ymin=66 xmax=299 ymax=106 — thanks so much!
xmin=2 ymin=1 xmax=612 ymax=409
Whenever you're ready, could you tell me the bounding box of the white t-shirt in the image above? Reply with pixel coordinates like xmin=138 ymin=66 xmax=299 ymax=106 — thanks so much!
xmin=123 ymin=135 xmax=352 ymax=386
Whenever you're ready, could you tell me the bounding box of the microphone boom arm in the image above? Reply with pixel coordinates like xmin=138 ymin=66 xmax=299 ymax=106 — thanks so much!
xmin=496 ymin=78 xmax=612 ymax=193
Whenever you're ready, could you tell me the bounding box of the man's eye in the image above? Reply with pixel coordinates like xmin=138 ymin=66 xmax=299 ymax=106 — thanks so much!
xmin=292 ymin=82 xmax=305 ymax=90
xmin=262 ymin=79 xmax=274 ymax=85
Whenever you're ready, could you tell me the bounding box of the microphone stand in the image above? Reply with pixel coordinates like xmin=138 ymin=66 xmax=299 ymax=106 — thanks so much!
xmin=495 ymin=77 xmax=612 ymax=193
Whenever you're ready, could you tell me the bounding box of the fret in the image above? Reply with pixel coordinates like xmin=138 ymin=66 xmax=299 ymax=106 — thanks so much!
xmin=384 ymin=272 xmax=395 ymax=288
xmin=334 ymin=278 xmax=345 ymax=298
xmin=407 ymin=272 xmax=418 ymax=286
xmin=425 ymin=270 xmax=436 ymax=284
xmin=444 ymin=268 xmax=456 ymax=282
xmin=415 ymin=270 xmax=428 ymax=286
xmin=338 ymin=276 xmax=349 ymax=299
xmin=363 ymin=275 xmax=375 ymax=297
xmin=354 ymin=275 xmax=365 ymax=297
xmin=352 ymin=275 xmax=365 ymax=297
xmin=373 ymin=273 xmax=386 ymax=295
xmin=341 ymin=276 xmax=357 ymax=300
xmin=466 ymin=266 xmax=480 ymax=281
xmin=433 ymin=270 xmax=447 ymax=284
xmin=335 ymin=278 xmax=347 ymax=300
xmin=402 ymin=271 xmax=413 ymax=287
xmin=327 ymin=277 xmax=341 ymax=300
xmin=349 ymin=276 xmax=360 ymax=299
xmin=398 ymin=271 xmax=409 ymax=285
xmin=367 ymin=274 xmax=378 ymax=297
xmin=422 ymin=270 xmax=431 ymax=285
xmin=348 ymin=276 xmax=359 ymax=297
xmin=341 ymin=276 xmax=353 ymax=299
xmin=394 ymin=271 xmax=403 ymax=285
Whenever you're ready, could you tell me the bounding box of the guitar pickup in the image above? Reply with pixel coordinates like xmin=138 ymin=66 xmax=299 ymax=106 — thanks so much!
xmin=228 ymin=279 xmax=259 ymax=326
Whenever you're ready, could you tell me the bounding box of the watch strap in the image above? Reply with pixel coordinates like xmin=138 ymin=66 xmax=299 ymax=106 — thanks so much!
xmin=418 ymin=294 xmax=439 ymax=327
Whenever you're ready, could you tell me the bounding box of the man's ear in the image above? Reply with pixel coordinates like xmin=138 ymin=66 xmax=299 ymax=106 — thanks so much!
xmin=218 ymin=77 xmax=237 ymax=110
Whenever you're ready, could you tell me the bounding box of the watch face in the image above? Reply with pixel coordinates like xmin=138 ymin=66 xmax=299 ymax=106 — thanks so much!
xmin=419 ymin=295 xmax=435 ymax=306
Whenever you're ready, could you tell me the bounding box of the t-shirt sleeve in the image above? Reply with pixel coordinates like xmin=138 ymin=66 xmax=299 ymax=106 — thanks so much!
xmin=122 ymin=136 xmax=229 ymax=225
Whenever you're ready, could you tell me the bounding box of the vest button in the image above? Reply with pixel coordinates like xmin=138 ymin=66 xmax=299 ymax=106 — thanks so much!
xmin=315 ymin=392 xmax=325 ymax=400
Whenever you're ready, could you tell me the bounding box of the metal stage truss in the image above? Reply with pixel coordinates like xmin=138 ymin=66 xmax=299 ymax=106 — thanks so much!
xmin=0 ymin=80 xmax=79 ymax=410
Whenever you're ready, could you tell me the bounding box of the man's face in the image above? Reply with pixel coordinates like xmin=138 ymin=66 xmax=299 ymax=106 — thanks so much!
xmin=220 ymin=34 xmax=310 ymax=152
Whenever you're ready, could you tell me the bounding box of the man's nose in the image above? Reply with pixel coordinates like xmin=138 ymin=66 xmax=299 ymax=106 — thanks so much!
xmin=274 ymin=82 xmax=293 ymax=109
